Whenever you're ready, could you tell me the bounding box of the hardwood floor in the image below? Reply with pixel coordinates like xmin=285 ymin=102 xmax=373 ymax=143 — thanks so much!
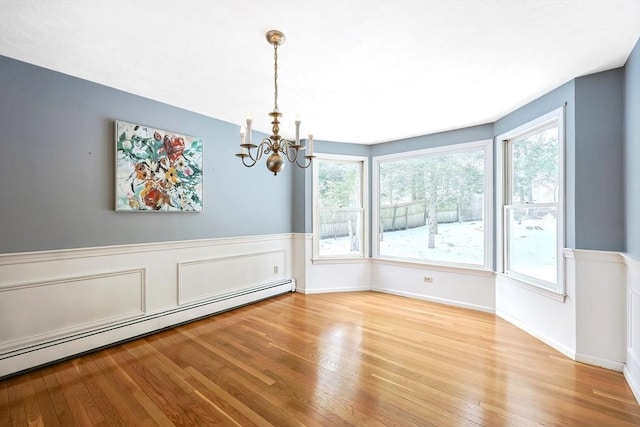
xmin=1 ymin=291 xmax=639 ymax=426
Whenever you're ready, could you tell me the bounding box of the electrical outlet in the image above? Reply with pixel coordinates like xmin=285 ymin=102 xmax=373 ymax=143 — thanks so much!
xmin=423 ymin=276 xmax=433 ymax=283
xmin=273 ymin=265 xmax=279 ymax=274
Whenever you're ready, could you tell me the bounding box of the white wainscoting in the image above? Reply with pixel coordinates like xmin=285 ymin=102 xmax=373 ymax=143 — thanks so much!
xmin=294 ymin=234 xmax=371 ymax=294
xmin=623 ymin=253 xmax=640 ymax=403
xmin=495 ymin=251 xmax=576 ymax=360
xmin=0 ymin=268 xmax=146 ymax=351
xmin=0 ymin=234 xmax=295 ymax=377
xmin=294 ymin=233 xmax=494 ymax=312
xmin=371 ymin=259 xmax=495 ymax=313
xmin=496 ymin=249 xmax=629 ymax=374
xmin=178 ymin=250 xmax=287 ymax=305
xmin=570 ymin=249 xmax=627 ymax=372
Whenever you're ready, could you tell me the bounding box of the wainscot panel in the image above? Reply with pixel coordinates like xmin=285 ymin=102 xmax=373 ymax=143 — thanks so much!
xmin=495 ymin=250 xmax=576 ymax=361
xmin=178 ymin=250 xmax=287 ymax=305
xmin=371 ymin=259 xmax=495 ymax=313
xmin=296 ymin=234 xmax=372 ymax=294
xmin=572 ymin=249 xmax=626 ymax=372
xmin=0 ymin=269 xmax=145 ymax=350
xmin=623 ymin=253 xmax=640 ymax=404
xmin=0 ymin=234 xmax=294 ymax=377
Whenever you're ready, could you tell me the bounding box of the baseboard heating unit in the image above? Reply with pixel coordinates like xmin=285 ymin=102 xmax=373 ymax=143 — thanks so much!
xmin=0 ymin=279 xmax=295 ymax=378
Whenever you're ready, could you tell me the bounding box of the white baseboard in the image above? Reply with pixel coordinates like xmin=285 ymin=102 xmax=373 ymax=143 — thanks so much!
xmin=575 ymin=353 xmax=624 ymax=372
xmin=496 ymin=309 xmax=576 ymax=360
xmin=298 ymin=285 xmax=370 ymax=294
xmin=624 ymin=364 xmax=640 ymax=405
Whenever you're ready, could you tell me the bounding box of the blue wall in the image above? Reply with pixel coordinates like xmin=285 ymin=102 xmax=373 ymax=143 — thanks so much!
xmin=625 ymin=39 xmax=640 ymax=258
xmin=291 ymin=161 xmax=308 ymax=234
xmin=2 ymin=38 xmax=636 ymax=257
xmin=0 ymin=56 xmax=293 ymax=253
xmin=574 ymin=69 xmax=625 ymax=251
xmin=371 ymin=124 xmax=494 ymax=157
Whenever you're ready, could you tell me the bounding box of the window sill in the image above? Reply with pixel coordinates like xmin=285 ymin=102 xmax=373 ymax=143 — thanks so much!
xmin=312 ymin=257 xmax=369 ymax=265
xmin=497 ymin=273 xmax=566 ymax=302
xmin=372 ymin=257 xmax=495 ymax=277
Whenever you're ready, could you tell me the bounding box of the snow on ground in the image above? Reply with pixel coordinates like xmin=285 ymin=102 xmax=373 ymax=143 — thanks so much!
xmin=508 ymin=218 xmax=557 ymax=283
xmin=319 ymin=218 xmax=556 ymax=283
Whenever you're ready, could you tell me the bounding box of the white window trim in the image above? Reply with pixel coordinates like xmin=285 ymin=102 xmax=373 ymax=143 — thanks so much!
xmin=495 ymin=106 xmax=566 ymax=297
xmin=372 ymin=139 xmax=493 ymax=270
xmin=312 ymin=153 xmax=369 ymax=261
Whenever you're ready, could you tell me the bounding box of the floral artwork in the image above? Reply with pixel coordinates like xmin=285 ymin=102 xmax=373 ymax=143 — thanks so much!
xmin=115 ymin=121 xmax=203 ymax=211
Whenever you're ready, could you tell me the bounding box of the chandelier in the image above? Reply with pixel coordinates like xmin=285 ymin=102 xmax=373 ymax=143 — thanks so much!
xmin=235 ymin=30 xmax=314 ymax=175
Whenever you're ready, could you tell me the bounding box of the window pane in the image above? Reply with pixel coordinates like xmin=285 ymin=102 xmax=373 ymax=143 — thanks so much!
xmin=317 ymin=160 xmax=362 ymax=257
xmin=318 ymin=208 xmax=362 ymax=256
xmin=506 ymin=206 xmax=557 ymax=286
xmin=378 ymin=150 xmax=485 ymax=265
xmin=504 ymin=117 xmax=561 ymax=289
xmin=511 ymin=126 xmax=559 ymax=204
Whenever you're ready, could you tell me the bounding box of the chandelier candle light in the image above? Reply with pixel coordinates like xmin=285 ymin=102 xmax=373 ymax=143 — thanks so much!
xmin=235 ymin=30 xmax=314 ymax=175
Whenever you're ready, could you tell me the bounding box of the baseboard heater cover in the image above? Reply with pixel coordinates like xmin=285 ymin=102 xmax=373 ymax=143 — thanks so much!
xmin=1 ymin=279 xmax=295 ymax=378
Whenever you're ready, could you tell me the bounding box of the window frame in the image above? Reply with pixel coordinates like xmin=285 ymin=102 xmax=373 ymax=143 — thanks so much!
xmin=496 ymin=107 xmax=566 ymax=298
xmin=372 ymin=139 xmax=493 ymax=270
xmin=312 ymin=153 xmax=369 ymax=261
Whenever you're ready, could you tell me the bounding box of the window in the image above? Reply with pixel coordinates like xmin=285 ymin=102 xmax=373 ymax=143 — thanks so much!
xmin=374 ymin=140 xmax=492 ymax=268
xmin=498 ymin=107 xmax=564 ymax=292
xmin=313 ymin=155 xmax=368 ymax=259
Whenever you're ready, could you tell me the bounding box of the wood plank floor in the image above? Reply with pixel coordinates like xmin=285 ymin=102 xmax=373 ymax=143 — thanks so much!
xmin=1 ymin=291 xmax=639 ymax=426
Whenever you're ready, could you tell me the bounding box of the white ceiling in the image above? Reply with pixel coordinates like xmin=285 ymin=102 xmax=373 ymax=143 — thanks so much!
xmin=1 ymin=1 xmax=639 ymax=144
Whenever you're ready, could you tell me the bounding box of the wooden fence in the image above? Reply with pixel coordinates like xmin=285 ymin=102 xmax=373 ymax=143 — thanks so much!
xmin=319 ymin=208 xmax=361 ymax=240
xmin=319 ymin=197 xmax=483 ymax=239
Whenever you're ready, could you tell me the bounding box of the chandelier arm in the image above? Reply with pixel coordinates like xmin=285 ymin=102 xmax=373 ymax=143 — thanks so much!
xmin=295 ymin=155 xmax=314 ymax=169
xmin=240 ymin=155 xmax=258 ymax=168
xmin=282 ymin=139 xmax=302 ymax=163
xmin=237 ymin=146 xmax=259 ymax=167
xmin=262 ymin=137 xmax=277 ymax=155
xmin=238 ymin=140 xmax=267 ymax=168
xmin=253 ymin=140 xmax=268 ymax=160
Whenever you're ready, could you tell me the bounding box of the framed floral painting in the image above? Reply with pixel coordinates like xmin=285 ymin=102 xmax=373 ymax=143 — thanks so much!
xmin=115 ymin=120 xmax=203 ymax=211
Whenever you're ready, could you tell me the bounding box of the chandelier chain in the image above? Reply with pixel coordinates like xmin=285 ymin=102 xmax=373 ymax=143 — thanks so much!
xmin=273 ymin=44 xmax=279 ymax=112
